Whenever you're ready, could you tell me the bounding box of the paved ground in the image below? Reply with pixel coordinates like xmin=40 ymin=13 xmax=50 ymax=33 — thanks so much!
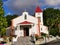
xmin=41 ymin=39 xmax=60 ymax=45
xmin=13 ymin=36 xmax=35 ymax=45
xmin=10 ymin=36 xmax=60 ymax=45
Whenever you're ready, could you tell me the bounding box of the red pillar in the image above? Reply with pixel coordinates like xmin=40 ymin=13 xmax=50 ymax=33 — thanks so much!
xmin=11 ymin=20 xmax=14 ymax=36
xmin=38 ymin=17 xmax=41 ymax=36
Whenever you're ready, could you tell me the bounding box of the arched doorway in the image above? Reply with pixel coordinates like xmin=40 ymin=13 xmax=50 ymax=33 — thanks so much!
xmin=20 ymin=25 xmax=32 ymax=37
xmin=24 ymin=27 xmax=29 ymax=36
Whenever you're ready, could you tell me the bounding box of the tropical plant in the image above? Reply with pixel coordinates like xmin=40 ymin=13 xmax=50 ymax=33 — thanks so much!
xmin=0 ymin=0 xmax=7 ymax=36
xmin=43 ymin=8 xmax=60 ymax=36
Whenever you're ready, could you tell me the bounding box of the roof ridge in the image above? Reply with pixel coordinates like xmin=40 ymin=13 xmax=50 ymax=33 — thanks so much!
xmin=35 ymin=6 xmax=42 ymax=12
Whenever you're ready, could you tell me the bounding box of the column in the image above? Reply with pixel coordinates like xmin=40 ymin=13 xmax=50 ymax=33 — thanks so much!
xmin=17 ymin=25 xmax=20 ymax=30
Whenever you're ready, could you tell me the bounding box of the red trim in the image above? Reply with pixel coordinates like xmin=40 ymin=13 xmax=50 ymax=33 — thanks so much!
xmin=19 ymin=21 xmax=33 ymax=24
xmin=11 ymin=20 xmax=14 ymax=29
xmin=11 ymin=20 xmax=14 ymax=36
xmin=35 ymin=6 xmax=42 ymax=12
xmin=37 ymin=17 xmax=41 ymax=36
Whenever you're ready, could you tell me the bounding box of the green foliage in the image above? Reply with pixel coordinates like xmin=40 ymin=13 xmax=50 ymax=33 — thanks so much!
xmin=0 ymin=0 xmax=3 ymax=6
xmin=41 ymin=33 xmax=46 ymax=37
xmin=43 ymin=8 xmax=60 ymax=36
xmin=49 ymin=28 xmax=59 ymax=36
xmin=0 ymin=0 xmax=7 ymax=36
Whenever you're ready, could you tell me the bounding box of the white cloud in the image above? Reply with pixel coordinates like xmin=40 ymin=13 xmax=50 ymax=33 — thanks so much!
xmin=45 ymin=0 xmax=60 ymax=6
xmin=4 ymin=0 xmax=38 ymax=9
xmin=14 ymin=0 xmax=37 ymax=6
xmin=4 ymin=0 xmax=38 ymax=15
xmin=3 ymin=0 xmax=60 ymax=15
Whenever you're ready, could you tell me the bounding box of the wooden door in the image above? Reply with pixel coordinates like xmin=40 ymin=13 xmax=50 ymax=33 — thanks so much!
xmin=24 ymin=27 xmax=29 ymax=36
xmin=24 ymin=29 xmax=26 ymax=36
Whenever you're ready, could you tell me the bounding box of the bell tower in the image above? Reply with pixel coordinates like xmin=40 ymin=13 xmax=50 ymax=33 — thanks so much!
xmin=35 ymin=6 xmax=43 ymax=25
xmin=35 ymin=6 xmax=43 ymax=36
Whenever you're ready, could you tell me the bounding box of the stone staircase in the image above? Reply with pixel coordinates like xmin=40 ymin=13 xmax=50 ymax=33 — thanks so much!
xmin=14 ymin=36 xmax=35 ymax=45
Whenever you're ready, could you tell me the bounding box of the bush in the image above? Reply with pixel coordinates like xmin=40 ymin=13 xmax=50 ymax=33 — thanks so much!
xmin=41 ymin=33 xmax=46 ymax=37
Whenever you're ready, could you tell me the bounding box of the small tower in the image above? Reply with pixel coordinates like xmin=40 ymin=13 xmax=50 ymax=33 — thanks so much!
xmin=35 ymin=6 xmax=43 ymax=36
xmin=35 ymin=6 xmax=43 ymax=25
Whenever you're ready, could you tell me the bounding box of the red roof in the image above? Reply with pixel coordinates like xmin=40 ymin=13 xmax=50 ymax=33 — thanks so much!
xmin=20 ymin=21 xmax=33 ymax=24
xmin=35 ymin=6 xmax=42 ymax=12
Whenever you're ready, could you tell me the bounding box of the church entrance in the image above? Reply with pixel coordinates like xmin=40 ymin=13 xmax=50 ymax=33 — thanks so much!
xmin=20 ymin=25 xmax=32 ymax=37
xmin=24 ymin=27 xmax=29 ymax=36
xmin=19 ymin=21 xmax=33 ymax=36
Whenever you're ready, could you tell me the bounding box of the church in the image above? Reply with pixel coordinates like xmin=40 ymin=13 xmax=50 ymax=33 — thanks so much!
xmin=10 ymin=6 xmax=49 ymax=37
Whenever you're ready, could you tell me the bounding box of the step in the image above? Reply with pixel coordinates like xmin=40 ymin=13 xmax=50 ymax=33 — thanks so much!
xmin=14 ymin=36 xmax=35 ymax=45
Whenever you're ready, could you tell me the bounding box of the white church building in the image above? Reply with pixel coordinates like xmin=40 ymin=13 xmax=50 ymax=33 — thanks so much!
xmin=11 ymin=6 xmax=49 ymax=37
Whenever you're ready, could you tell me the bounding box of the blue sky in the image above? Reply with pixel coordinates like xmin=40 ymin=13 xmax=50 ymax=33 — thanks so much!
xmin=2 ymin=0 xmax=60 ymax=15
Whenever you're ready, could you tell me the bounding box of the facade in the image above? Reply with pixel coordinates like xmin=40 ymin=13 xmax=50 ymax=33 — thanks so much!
xmin=11 ymin=6 xmax=49 ymax=37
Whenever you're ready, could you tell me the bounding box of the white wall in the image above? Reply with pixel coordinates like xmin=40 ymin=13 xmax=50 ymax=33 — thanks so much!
xmin=29 ymin=24 xmax=39 ymax=36
xmin=35 ymin=12 xmax=43 ymax=25
xmin=40 ymin=25 xmax=49 ymax=34
xmin=15 ymin=30 xmax=24 ymax=37
xmin=12 ymin=12 xmax=38 ymax=27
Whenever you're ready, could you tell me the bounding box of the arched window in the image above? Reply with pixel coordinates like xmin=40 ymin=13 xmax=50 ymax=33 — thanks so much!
xmin=24 ymin=14 xmax=27 ymax=19
xmin=41 ymin=28 xmax=42 ymax=31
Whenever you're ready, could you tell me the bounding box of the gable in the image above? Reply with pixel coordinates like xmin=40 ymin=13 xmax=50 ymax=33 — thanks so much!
xmin=19 ymin=21 xmax=33 ymax=24
xmin=12 ymin=12 xmax=38 ymax=27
